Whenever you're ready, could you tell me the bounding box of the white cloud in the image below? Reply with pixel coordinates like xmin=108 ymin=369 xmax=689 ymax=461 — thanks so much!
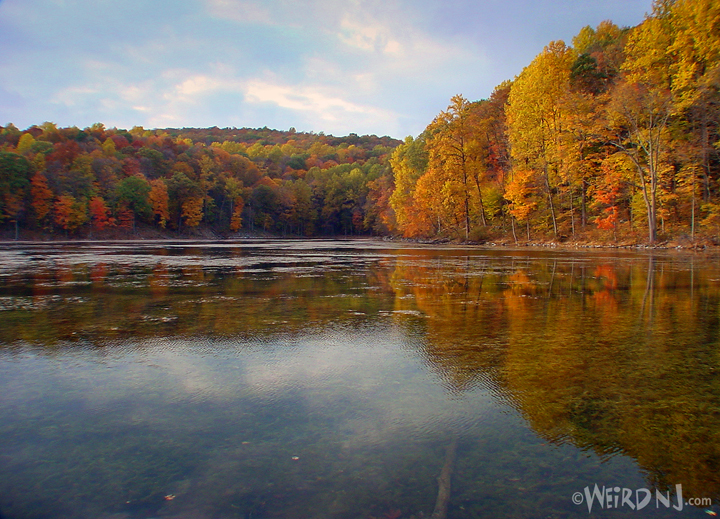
xmin=337 ymin=16 xmax=404 ymax=56
xmin=205 ymin=0 xmax=275 ymax=24
xmin=51 ymin=85 xmax=100 ymax=107
xmin=243 ymin=78 xmax=397 ymax=130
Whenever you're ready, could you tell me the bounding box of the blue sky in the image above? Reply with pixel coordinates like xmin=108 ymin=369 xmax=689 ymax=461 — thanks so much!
xmin=0 ymin=0 xmax=651 ymax=138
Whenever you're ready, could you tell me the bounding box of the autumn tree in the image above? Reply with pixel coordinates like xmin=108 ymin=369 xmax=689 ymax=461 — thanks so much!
xmin=603 ymin=6 xmax=678 ymax=244
xmin=182 ymin=197 xmax=204 ymax=228
xmin=220 ymin=176 xmax=243 ymax=232
xmin=389 ymin=135 xmax=428 ymax=236
xmin=30 ymin=172 xmax=54 ymax=228
xmin=148 ymin=179 xmax=170 ymax=228
xmin=507 ymin=41 xmax=575 ymax=238
xmin=604 ymin=82 xmax=673 ymax=243
xmin=89 ymin=196 xmax=113 ymax=232
xmin=167 ymin=171 xmax=202 ymax=230
xmin=16 ymin=133 xmax=36 ymax=155
xmin=54 ymin=195 xmax=87 ymax=234
xmin=666 ymin=0 xmax=720 ymax=234
xmin=505 ymin=169 xmax=538 ymax=242
xmin=425 ymin=94 xmax=488 ymax=240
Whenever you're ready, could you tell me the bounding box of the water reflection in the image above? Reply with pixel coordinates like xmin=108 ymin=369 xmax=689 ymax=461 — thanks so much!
xmin=390 ymin=251 xmax=720 ymax=502
xmin=0 ymin=241 xmax=718 ymax=518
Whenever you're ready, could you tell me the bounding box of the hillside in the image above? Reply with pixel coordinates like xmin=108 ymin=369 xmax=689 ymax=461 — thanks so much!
xmin=0 ymin=124 xmax=400 ymax=239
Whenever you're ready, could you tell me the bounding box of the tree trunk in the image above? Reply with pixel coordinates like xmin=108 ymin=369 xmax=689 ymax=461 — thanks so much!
xmin=569 ymin=189 xmax=575 ymax=238
xmin=473 ymin=175 xmax=488 ymax=226
xmin=544 ymin=167 xmax=558 ymax=238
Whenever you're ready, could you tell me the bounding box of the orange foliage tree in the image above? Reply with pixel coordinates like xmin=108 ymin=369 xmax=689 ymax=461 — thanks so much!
xmin=54 ymin=195 xmax=87 ymax=233
xmin=30 ymin=172 xmax=54 ymax=227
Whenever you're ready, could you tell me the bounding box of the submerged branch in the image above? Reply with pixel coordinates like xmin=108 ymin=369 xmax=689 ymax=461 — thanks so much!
xmin=430 ymin=437 xmax=458 ymax=519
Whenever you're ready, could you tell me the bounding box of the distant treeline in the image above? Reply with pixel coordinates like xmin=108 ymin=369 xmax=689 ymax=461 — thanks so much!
xmin=0 ymin=124 xmax=400 ymax=238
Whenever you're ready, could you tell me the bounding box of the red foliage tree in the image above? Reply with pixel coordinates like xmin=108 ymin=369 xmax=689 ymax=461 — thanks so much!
xmin=89 ymin=196 xmax=114 ymax=231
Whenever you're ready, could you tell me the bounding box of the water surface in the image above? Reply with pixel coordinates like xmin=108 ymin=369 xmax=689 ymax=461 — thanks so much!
xmin=1 ymin=240 xmax=718 ymax=518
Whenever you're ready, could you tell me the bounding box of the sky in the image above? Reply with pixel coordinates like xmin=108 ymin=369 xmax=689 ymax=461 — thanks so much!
xmin=0 ymin=0 xmax=652 ymax=139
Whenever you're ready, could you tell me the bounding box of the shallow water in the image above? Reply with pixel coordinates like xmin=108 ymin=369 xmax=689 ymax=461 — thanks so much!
xmin=0 ymin=239 xmax=718 ymax=518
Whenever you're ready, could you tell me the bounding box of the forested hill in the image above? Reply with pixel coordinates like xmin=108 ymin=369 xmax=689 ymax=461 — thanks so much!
xmin=390 ymin=0 xmax=720 ymax=246
xmin=0 ymin=124 xmax=401 ymax=238
xmin=1 ymin=0 xmax=719 ymax=245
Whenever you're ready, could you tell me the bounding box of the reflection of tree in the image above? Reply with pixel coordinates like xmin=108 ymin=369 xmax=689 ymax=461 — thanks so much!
xmin=0 ymin=256 xmax=398 ymax=344
xmin=3 ymin=248 xmax=720 ymax=500
xmin=388 ymin=253 xmax=720 ymax=500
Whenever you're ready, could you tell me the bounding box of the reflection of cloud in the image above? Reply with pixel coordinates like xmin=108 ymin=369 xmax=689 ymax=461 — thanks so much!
xmin=116 ymin=329 xmax=493 ymax=445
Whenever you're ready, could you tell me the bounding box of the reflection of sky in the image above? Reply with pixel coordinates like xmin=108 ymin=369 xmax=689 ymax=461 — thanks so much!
xmin=0 ymin=325 xmax=498 ymax=449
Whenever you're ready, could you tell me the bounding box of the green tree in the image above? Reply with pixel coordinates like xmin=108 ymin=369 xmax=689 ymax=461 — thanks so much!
xmin=114 ymin=176 xmax=151 ymax=231
xmin=0 ymin=151 xmax=31 ymax=238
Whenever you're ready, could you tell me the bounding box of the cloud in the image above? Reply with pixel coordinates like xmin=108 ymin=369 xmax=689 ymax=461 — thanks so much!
xmin=243 ymin=78 xmax=399 ymax=134
xmin=205 ymin=0 xmax=275 ymax=25
xmin=0 ymin=0 xmax=652 ymax=137
xmin=245 ymin=80 xmax=389 ymax=120
xmin=337 ymin=17 xmax=403 ymax=56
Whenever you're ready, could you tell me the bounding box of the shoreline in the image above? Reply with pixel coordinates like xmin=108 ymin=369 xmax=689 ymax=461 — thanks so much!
xmin=1 ymin=233 xmax=716 ymax=255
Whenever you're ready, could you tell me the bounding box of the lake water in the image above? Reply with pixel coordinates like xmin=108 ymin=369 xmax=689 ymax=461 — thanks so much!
xmin=0 ymin=240 xmax=718 ymax=519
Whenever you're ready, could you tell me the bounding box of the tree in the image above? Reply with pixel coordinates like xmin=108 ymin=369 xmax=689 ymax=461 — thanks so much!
xmin=57 ymin=155 xmax=96 ymax=199
xmin=0 ymin=152 xmax=31 ymax=238
xmin=182 ymin=196 xmax=204 ymax=228
xmin=605 ymin=82 xmax=673 ymax=244
xmin=667 ymin=0 xmax=720 ymax=228
xmin=89 ymin=196 xmax=113 ymax=232
xmin=167 ymin=171 xmax=202 ymax=230
xmin=224 ymin=176 xmax=244 ymax=231
xmin=148 ymin=179 xmax=170 ymax=228
xmin=425 ymin=95 xmax=488 ymax=240
xmin=54 ymin=195 xmax=87 ymax=233
xmin=30 ymin=172 xmax=54 ymax=228
xmin=16 ymin=133 xmax=36 ymax=155
xmin=102 ymin=138 xmax=117 ymax=157
xmin=114 ymin=175 xmax=151 ymax=232
xmin=230 ymin=197 xmax=243 ymax=231
xmin=389 ymin=135 xmax=428 ymax=236
xmin=504 ymin=169 xmax=538 ymax=241
xmin=507 ymin=41 xmax=575 ymax=238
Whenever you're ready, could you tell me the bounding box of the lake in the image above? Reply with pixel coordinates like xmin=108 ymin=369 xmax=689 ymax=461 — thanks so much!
xmin=0 ymin=239 xmax=718 ymax=519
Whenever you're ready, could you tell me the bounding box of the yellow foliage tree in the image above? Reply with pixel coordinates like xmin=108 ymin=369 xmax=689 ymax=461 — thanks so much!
xmin=182 ymin=196 xmax=204 ymax=228
xmin=506 ymin=41 xmax=575 ymax=238
xmin=148 ymin=179 xmax=169 ymax=228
